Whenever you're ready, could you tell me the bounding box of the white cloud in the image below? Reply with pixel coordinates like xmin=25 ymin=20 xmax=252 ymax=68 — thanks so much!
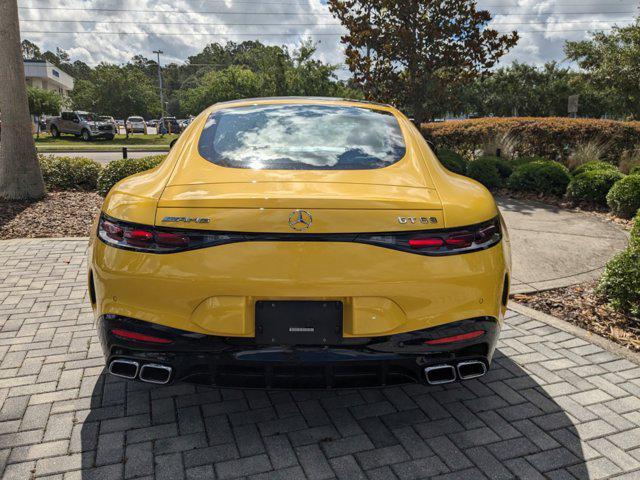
xmin=18 ymin=0 xmax=637 ymax=69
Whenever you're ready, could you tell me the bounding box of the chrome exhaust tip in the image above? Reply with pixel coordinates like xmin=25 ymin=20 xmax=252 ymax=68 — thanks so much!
xmin=109 ymin=359 xmax=139 ymax=379
xmin=424 ymin=364 xmax=456 ymax=385
xmin=457 ymin=360 xmax=487 ymax=380
xmin=139 ymin=363 xmax=172 ymax=385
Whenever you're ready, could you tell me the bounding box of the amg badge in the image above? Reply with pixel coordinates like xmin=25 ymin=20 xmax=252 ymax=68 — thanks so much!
xmin=161 ymin=216 xmax=211 ymax=224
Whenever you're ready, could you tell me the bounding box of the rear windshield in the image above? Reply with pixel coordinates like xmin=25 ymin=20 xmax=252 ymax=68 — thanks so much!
xmin=129 ymin=117 xmax=143 ymax=121
xmin=198 ymin=104 xmax=406 ymax=170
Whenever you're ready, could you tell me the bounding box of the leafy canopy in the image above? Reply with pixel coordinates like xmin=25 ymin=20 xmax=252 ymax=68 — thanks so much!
xmin=27 ymin=87 xmax=61 ymax=116
xmin=565 ymin=19 xmax=640 ymax=119
xmin=328 ymin=0 xmax=518 ymax=123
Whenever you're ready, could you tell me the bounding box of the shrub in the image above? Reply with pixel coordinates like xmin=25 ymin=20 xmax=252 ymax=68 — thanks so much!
xmin=597 ymin=247 xmax=640 ymax=318
xmin=567 ymin=170 xmax=625 ymax=206
xmin=509 ymin=156 xmax=545 ymax=169
xmin=619 ymin=146 xmax=640 ymax=174
xmin=466 ymin=156 xmax=512 ymax=190
xmin=479 ymin=131 xmax=521 ymax=160
xmin=39 ymin=155 xmax=102 ymax=191
xmin=97 ymin=155 xmax=166 ymax=196
xmin=507 ymin=160 xmax=571 ymax=196
xmin=606 ymin=175 xmax=640 ymax=218
xmin=436 ymin=148 xmax=466 ymax=174
xmin=421 ymin=117 xmax=640 ymax=165
xmin=630 ymin=165 xmax=640 ymax=176
xmin=566 ymin=139 xmax=610 ymax=170
xmin=571 ymin=160 xmax=618 ymax=177
xmin=631 ymin=210 xmax=640 ymax=248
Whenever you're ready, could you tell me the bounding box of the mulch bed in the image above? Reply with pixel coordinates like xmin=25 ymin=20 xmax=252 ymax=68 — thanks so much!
xmin=0 ymin=191 xmax=102 ymax=239
xmin=514 ymin=282 xmax=640 ymax=352
xmin=497 ymin=189 xmax=634 ymax=230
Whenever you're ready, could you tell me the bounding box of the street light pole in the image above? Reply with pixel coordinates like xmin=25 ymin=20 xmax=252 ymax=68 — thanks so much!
xmin=152 ymin=50 xmax=164 ymax=118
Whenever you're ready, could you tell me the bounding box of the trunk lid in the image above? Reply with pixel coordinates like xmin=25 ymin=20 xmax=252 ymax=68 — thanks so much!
xmin=156 ymin=144 xmax=443 ymax=233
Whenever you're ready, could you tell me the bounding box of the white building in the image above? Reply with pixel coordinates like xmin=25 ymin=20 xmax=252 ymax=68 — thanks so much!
xmin=24 ymin=59 xmax=74 ymax=106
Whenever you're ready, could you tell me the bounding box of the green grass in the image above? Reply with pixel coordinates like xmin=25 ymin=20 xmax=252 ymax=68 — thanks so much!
xmin=34 ymin=133 xmax=178 ymax=147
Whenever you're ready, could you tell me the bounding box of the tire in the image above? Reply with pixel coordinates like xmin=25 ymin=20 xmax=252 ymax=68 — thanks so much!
xmin=81 ymin=129 xmax=92 ymax=141
xmin=105 ymin=135 xmax=115 ymax=141
xmin=170 ymin=139 xmax=177 ymax=149
xmin=50 ymin=125 xmax=60 ymax=138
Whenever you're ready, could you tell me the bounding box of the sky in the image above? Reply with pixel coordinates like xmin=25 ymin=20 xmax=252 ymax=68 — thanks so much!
xmin=17 ymin=0 xmax=640 ymax=74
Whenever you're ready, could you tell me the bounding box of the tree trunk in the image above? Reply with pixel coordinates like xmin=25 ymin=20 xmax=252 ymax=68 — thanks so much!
xmin=0 ymin=0 xmax=45 ymax=200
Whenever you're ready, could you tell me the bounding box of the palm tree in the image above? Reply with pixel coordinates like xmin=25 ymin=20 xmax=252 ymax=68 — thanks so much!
xmin=0 ymin=0 xmax=45 ymax=200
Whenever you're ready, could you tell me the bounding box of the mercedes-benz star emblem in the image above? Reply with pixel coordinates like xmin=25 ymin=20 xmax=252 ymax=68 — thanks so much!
xmin=288 ymin=209 xmax=312 ymax=231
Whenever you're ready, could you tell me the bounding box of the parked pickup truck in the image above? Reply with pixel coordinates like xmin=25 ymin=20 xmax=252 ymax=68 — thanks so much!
xmin=48 ymin=111 xmax=116 ymax=141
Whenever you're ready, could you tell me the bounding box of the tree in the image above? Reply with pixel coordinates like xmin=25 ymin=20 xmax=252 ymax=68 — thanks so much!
xmin=180 ymin=66 xmax=266 ymax=114
xmin=71 ymin=65 xmax=159 ymax=119
xmin=27 ymin=87 xmax=62 ymax=137
xmin=21 ymin=39 xmax=41 ymax=60
xmin=328 ymin=0 xmax=518 ymax=124
xmin=565 ymin=19 xmax=640 ymax=119
xmin=27 ymin=87 xmax=62 ymax=117
xmin=0 ymin=0 xmax=45 ymax=200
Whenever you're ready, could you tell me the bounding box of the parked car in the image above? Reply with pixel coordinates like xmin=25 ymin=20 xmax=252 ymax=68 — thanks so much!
xmin=126 ymin=116 xmax=146 ymax=134
xmin=100 ymin=116 xmax=118 ymax=132
xmin=158 ymin=116 xmax=181 ymax=134
xmin=147 ymin=119 xmax=158 ymax=128
xmin=49 ymin=111 xmax=116 ymax=141
xmin=90 ymin=97 xmax=510 ymax=388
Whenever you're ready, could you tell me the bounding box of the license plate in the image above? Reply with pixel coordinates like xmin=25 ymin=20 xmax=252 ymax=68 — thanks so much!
xmin=255 ymin=301 xmax=343 ymax=345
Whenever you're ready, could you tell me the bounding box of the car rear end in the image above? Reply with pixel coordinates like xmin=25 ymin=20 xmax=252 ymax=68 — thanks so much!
xmin=89 ymin=99 xmax=510 ymax=388
xmin=127 ymin=116 xmax=146 ymax=133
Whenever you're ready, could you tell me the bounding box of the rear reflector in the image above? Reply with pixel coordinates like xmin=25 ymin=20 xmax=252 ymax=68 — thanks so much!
xmin=424 ymin=330 xmax=485 ymax=345
xmin=111 ymin=329 xmax=172 ymax=344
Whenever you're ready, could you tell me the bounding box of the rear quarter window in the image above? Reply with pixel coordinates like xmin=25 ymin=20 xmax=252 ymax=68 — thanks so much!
xmin=197 ymin=104 xmax=406 ymax=170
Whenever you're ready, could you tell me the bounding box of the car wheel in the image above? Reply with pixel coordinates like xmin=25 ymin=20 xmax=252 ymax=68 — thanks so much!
xmin=50 ymin=126 xmax=60 ymax=138
xmin=105 ymin=135 xmax=115 ymax=141
xmin=81 ymin=129 xmax=92 ymax=141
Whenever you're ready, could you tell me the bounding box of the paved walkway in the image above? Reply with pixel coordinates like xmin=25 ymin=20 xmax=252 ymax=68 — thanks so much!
xmin=1 ymin=238 xmax=640 ymax=479
xmin=497 ymin=197 xmax=629 ymax=294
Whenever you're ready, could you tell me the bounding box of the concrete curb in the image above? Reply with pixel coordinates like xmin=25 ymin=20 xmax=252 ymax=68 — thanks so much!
xmin=509 ymin=301 xmax=640 ymax=366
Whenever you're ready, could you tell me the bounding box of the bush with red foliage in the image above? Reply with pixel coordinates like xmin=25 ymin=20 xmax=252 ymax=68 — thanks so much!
xmin=421 ymin=117 xmax=640 ymax=164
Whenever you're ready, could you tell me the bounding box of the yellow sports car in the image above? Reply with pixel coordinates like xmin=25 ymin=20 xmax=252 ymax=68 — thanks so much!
xmin=89 ymin=97 xmax=511 ymax=388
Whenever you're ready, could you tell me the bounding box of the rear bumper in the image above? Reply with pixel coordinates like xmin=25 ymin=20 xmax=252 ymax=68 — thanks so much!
xmin=99 ymin=314 xmax=499 ymax=388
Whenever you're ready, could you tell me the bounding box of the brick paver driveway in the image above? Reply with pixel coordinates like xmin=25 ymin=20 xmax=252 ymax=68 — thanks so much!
xmin=1 ymin=239 xmax=640 ymax=480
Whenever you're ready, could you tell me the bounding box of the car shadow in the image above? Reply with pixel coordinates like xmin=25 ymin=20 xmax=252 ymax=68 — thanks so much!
xmin=79 ymin=350 xmax=589 ymax=479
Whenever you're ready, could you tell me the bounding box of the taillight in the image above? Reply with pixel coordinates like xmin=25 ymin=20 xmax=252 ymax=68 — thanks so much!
xmin=97 ymin=214 xmax=242 ymax=253
xmin=111 ymin=328 xmax=172 ymax=344
xmin=424 ymin=330 xmax=485 ymax=345
xmin=357 ymin=217 xmax=501 ymax=256
xmin=409 ymin=238 xmax=444 ymax=248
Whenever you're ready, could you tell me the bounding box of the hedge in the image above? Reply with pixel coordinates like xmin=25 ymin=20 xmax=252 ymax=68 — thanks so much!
xmin=97 ymin=155 xmax=166 ymax=196
xmin=466 ymin=156 xmax=512 ymax=190
xmin=597 ymin=247 xmax=640 ymax=318
xmin=421 ymin=117 xmax=640 ymax=164
xmin=607 ymin=175 xmax=640 ymax=219
xmin=571 ymin=161 xmax=618 ymax=177
xmin=567 ymin=170 xmax=625 ymax=206
xmin=631 ymin=209 xmax=640 ymax=248
xmin=507 ymin=160 xmax=571 ymax=196
xmin=39 ymin=155 xmax=102 ymax=191
xmin=436 ymin=148 xmax=466 ymax=174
